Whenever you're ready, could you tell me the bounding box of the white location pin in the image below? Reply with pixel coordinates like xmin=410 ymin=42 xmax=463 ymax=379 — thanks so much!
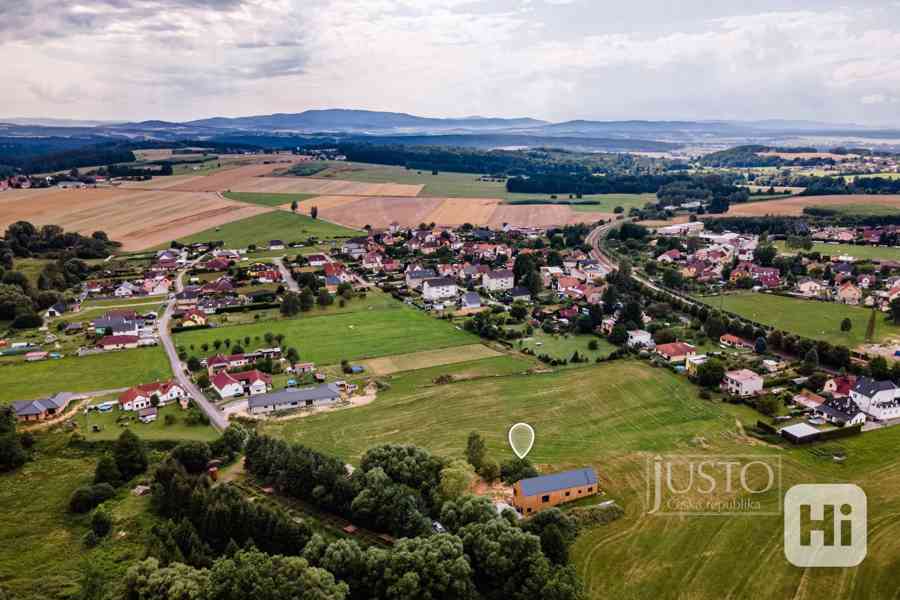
xmin=508 ymin=423 xmax=535 ymax=459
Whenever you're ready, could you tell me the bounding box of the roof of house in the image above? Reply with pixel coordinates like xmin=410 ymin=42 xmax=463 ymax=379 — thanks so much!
xmin=461 ymin=291 xmax=481 ymax=305
xmin=518 ymin=468 xmax=598 ymax=497
xmin=12 ymin=393 xmax=73 ymax=416
xmin=248 ymin=383 xmax=341 ymax=409
xmin=510 ymin=286 xmax=531 ymax=297
xmin=853 ymin=376 xmax=897 ymax=397
xmin=423 ymin=277 xmax=457 ymax=287
xmin=211 ymin=371 xmax=240 ymax=390
xmin=655 ymin=342 xmax=696 ymax=356
xmin=818 ymin=397 xmax=863 ymax=421
xmin=232 ymin=369 xmax=272 ymax=384
xmin=98 ymin=335 xmax=139 ymax=346
xmin=485 ymin=269 xmax=514 ymax=279
xmin=725 ymin=369 xmax=762 ymax=382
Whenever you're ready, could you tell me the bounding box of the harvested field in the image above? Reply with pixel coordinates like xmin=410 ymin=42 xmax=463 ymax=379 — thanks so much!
xmin=486 ymin=203 xmax=595 ymax=228
xmin=0 ymin=187 xmax=271 ymax=250
xmin=423 ymin=198 xmax=500 ymax=226
xmin=231 ymin=177 xmax=423 ymax=197
xmin=154 ymin=161 xmax=301 ymax=192
xmin=719 ymin=194 xmax=900 ymax=217
xmin=359 ymin=344 xmax=503 ymax=375
xmin=316 ymin=196 xmax=445 ymax=229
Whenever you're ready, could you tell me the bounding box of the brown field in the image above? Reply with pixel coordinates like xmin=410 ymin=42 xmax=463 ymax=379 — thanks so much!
xmin=293 ymin=195 xmax=600 ymax=229
xmin=133 ymin=148 xmax=174 ymax=161
xmin=231 ymin=177 xmax=423 ymax=197
xmin=719 ymin=194 xmax=900 ymax=217
xmin=0 ymin=187 xmax=271 ymax=250
xmin=359 ymin=344 xmax=503 ymax=375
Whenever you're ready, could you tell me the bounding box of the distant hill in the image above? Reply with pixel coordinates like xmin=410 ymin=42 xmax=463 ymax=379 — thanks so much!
xmin=186 ymin=109 xmax=547 ymax=132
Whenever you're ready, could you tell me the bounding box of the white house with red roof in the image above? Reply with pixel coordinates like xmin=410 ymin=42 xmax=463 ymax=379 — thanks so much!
xmin=232 ymin=370 xmax=273 ymax=396
xmin=119 ymin=381 xmax=186 ymax=411
xmin=211 ymin=372 xmax=244 ymax=399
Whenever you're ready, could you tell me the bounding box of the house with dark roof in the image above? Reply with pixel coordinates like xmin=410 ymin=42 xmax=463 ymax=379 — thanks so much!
xmin=12 ymin=393 xmax=75 ymax=422
xmin=248 ymin=383 xmax=342 ymax=415
xmin=815 ymin=397 xmax=866 ymax=426
xmin=512 ymin=467 xmax=598 ymax=515
xmin=850 ymin=377 xmax=900 ymax=421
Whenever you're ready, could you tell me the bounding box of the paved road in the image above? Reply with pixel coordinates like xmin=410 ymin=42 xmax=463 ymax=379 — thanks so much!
xmin=273 ymin=257 xmax=299 ymax=292
xmin=159 ymin=267 xmax=228 ymax=431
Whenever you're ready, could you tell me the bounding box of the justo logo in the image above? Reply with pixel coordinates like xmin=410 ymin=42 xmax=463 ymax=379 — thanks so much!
xmin=646 ymin=455 xmax=782 ymax=516
xmin=784 ymin=484 xmax=867 ymax=567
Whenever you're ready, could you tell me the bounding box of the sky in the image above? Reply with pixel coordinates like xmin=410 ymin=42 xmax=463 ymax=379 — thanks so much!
xmin=3 ymin=0 xmax=900 ymax=125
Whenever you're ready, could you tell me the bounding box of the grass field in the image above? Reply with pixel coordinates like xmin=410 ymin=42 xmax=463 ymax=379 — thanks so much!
xmin=222 ymin=191 xmax=320 ymax=207
xmin=809 ymin=203 xmax=900 ymax=217
xmin=0 ymin=346 xmax=171 ymax=403
xmin=173 ymin=302 xmax=478 ymax=366
xmin=358 ymin=343 xmax=504 ymax=375
xmin=78 ymin=403 xmax=218 ymax=442
xmin=698 ymin=292 xmax=900 ymax=347
xmin=516 ymin=330 xmax=617 ymax=363
xmin=170 ymin=210 xmax=360 ymax=248
xmin=775 ymin=241 xmax=900 ymax=262
xmin=263 ymin=358 xmax=900 ymax=599
xmin=0 ymin=436 xmax=160 ymax=600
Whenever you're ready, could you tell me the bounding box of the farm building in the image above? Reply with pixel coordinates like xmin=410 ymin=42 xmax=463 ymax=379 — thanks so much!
xmin=248 ymin=383 xmax=342 ymax=415
xmin=512 ymin=467 xmax=599 ymax=515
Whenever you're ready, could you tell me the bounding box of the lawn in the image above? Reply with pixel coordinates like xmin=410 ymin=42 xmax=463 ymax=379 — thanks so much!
xmin=263 ymin=358 xmax=900 ymax=599
xmin=78 ymin=402 xmax=218 ymax=442
xmin=80 ymin=296 xmax=167 ymax=310
xmin=809 ymin=203 xmax=900 ymax=217
xmin=698 ymin=291 xmax=900 ymax=347
xmin=515 ymin=330 xmax=617 ymax=363
xmin=0 ymin=346 xmax=172 ymax=403
xmin=170 ymin=210 xmax=361 ymax=248
xmin=173 ymin=301 xmax=479 ymax=366
xmin=775 ymin=240 xmax=900 ymax=262
xmin=223 ymin=191 xmax=319 ymax=207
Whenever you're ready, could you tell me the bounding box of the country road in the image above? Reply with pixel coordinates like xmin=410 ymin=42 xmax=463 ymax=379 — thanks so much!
xmin=159 ymin=266 xmax=228 ymax=431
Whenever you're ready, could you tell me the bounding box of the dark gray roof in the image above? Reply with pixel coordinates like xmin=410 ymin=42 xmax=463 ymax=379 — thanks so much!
xmin=408 ymin=269 xmax=437 ymax=279
xmin=12 ymin=393 xmax=73 ymax=416
xmin=423 ymin=277 xmax=457 ymax=287
xmin=486 ymin=269 xmax=514 ymax=279
xmin=510 ymin=286 xmax=531 ymax=297
xmin=248 ymin=384 xmax=341 ymax=409
xmin=817 ymin=397 xmax=863 ymax=421
xmin=461 ymin=291 xmax=481 ymax=305
xmin=518 ymin=468 xmax=597 ymax=497
xmin=853 ymin=377 xmax=897 ymax=397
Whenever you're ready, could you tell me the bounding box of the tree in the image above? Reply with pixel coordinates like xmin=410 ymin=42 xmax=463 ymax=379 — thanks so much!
xmin=521 ymin=508 xmax=577 ymax=565
xmin=608 ymin=324 xmax=627 ymax=345
xmin=172 ymin=441 xmax=212 ymax=474
xmin=91 ymin=507 xmax=113 ymax=538
xmin=114 ymin=429 xmax=148 ymax=481
xmin=891 ymin=298 xmax=900 ymax=324
xmin=500 ymin=457 xmax=538 ymax=484
xmin=704 ymin=315 xmax=726 ymax=340
xmin=281 ymin=291 xmax=302 ymax=317
xmin=695 ymin=358 xmax=725 ymax=388
xmin=478 ymin=457 xmax=500 ymax=482
xmin=753 ymin=245 xmax=777 ymax=267
xmin=311 ymin=206 xmax=319 ymax=219
xmin=754 ymin=336 xmax=767 ymax=354
xmin=300 ymin=287 xmax=315 ymax=312
xmin=0 ymin=407 xmax=27 ymax=473
xmin=803 ymin=347 xmax=820 ymax=371
xmin=291 ymin=199 xmax=298 ymax=212
xmin=317 ymin=289 xmax=334 ymax=307
xmin=465 ymin=431 xmax=487 ymax=471
xmin=439 ymin=495 xmax=498 ymax=533
xmin=187 ymin=356 xmax=202 ymax=372
xmin=438 ymin=459 xmax=476 ymax=503
xmin=840 ymin=317 xmax=852 ymax=332
xmin=94 ymin=454 xmax=122 ymax=486
xmin=69 ymin=484 xmax=115 ymax=513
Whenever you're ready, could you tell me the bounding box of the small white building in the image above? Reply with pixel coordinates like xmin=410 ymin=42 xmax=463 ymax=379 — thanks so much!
xmin=626 ymin=330 xmax=654 ymax=349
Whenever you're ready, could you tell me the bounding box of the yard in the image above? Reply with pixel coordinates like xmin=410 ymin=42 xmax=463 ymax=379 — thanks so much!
xmin=698 ymin=292 xmax=900 ymax=347
xmin=78 ymin=403 xmax=218 ymax=442
xmin=169 ymin=210 xmax=360 ymax=248
xmin=775 ymin=240 xmax=900 ymax=262
xmin=0 ymin=346 xmax=172 ymax=403
xmin=173 ymin=300 xmax=479 ymax=366
xmin=515 ymin=330 xmax=617 ymax=363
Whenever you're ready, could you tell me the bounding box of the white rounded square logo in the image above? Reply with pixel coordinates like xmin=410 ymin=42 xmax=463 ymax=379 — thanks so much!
xmin=784 ymin=484 xmax=867 ymax=567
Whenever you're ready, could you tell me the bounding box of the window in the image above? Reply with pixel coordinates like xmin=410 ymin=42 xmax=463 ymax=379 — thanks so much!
xmin=587 ymin=487 xmax=593 ymax=492
xmin=541 ymin=495 xmax=550 ymax=503
xmin=565 ymin=491 xmax=570 ymax=497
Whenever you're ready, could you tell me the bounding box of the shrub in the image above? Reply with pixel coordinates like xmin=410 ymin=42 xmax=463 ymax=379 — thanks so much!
xmin=91 ymin=507 xmax=113 ymax=538
xmin=69 ymin=483 xmax=116 ymax=513
xmin=83 ymin=530 xmax=99 ymax=548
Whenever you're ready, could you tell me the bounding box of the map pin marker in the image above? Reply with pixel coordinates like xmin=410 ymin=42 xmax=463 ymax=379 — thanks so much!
xmin=508 ymin=423 xmax=535 ymax=459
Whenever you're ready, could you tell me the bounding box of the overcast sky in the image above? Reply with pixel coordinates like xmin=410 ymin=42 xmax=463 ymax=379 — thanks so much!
xmin=3 ymin=0 xmax=900 ymax=125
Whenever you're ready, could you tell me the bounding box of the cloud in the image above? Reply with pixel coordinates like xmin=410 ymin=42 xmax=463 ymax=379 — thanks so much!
xmin=2 ymin=1 xmax=900 ymax=125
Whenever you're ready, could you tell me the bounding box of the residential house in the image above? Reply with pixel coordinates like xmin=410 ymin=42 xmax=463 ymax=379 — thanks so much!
xmin=268 ymin=240 xmax=285 ymax=250
xmin=248 ymin=383 xmax=342 ymax=414
xmin=796 ymin=278 xmax=827 ymax=298
xmin=837 ymin=282 xmax=862 ymax=305
xmin=45 ymin=301 xmax=67 ymax=319
xmin=211 ymin=372 xmax=244 ymax=399
xmin=459 ymin=291 xmax=482 ymax=309
xmin=722 ymin=369 xmax=764 ymax=397
xmin=180 ymin=309 xmax=207 ymax=328
xmin=823 ymin=375 xmax=857 ymax=398
xmin=206 ymin=353 xmax=251 ymax=374
xmin=626 ymin=330 xmax=654 ymax=349
xmin=306 ymin=254 xmax=330 ymax=267
xmin=792 ymin=390 xmax=825 ymax=410
xmin=12 ymin=393 xmax=75 ymax=422
xmin=510 ymin=287 xmax=532 ymax=302
xmin=719 ymin=334 xmax=753 ymax=350
xmin=119 ymin=381 xmax=186 ymax=411
xmin=138 ymin=407 xmax=158 ymax=423
xmin=849 ymin=377 xmax=900 ymax=421
xmin=815 ymin=397 xmax=866 ymax=426
xmin=405 ymin=269 xmax=438 ymax=290
xmin=654 ymin=342 xmax=697 ymax=363
xmin=511 ymin=468 xmax=598 ymax=515
xmin=98 ymin=335 xmax=139 ymax=350
xmin=232 ymin=369 xmax=273 ymax=396
xmin=483 ymin=269 xmax=515 ymax=292
xmin=422 ymin=278 xmax=458 ymax=301
xmin=685 ymin=354 xmax=708 ymax=376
